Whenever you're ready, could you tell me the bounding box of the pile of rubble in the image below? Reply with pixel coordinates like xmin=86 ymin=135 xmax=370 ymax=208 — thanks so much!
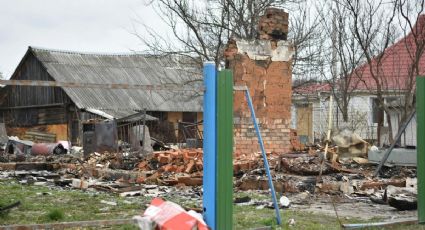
xmin=131 ymin=149 xmax=286 ymax=187
xmin=134 ymin=149 xmax=204 ymax=186
xmin=0 ymin=128 xmax=419 ymax=213
xmin=137 ymin=149 xmax=204 ymax=174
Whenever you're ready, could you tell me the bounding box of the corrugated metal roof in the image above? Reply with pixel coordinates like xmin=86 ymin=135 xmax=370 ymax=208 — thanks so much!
xmin=29 ymin=47 xmax=203 ymax=112
xmin=85 ymin=108 xmax=158 ymax=121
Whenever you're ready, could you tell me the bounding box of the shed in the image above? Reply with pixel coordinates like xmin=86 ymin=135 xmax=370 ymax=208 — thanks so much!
xmin=0 ymin=47 xmax=203 ymax=144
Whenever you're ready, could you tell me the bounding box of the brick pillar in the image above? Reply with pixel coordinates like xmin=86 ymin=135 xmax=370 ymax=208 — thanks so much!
xmin=224 ymin=8 xmax=293 ymax=156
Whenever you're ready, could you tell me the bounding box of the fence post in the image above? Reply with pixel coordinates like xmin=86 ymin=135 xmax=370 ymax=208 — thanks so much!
xmin=203 ymin=61 xmax=217 ymax=229
xmin=417 ymin=76 xmax=425 ymax=224
xmin=216 ymin=69 xmax=234 ymax=229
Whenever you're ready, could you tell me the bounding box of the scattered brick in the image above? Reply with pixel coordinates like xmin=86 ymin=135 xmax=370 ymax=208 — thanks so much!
xmin=162 ymin=164 xmax=175 ymax=172
xmin=195 ymin=160 xmax=203 ymax=171
xmin=177 ymin=175 xmax=203 ymax=186
xmin=186 ymin=151 xmax=198 ymax=158
xmin=135 ymin=146 xmax=284 ymax=187
xmin=158 ymin=154 xmax=171 ymax=164
xmin=145 ymin=172 xmax=160 ymax=183
xmin=136 ymin=176 xmax=145 ymax=184
xmin=137 ymin=161 xmax=148 ymax=169
xmin=185 ymin=160 xmax=195 ymax=173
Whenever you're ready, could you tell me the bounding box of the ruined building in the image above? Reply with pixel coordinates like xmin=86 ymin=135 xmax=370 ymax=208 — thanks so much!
xmin=225 ymin=8 xmax=294 ymax=155
xmin=0 ymin=47 xmax=202 ymax=145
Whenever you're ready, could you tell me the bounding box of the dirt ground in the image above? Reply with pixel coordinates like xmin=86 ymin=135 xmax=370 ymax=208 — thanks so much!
xmin=293 ymin=199 xmax=417 ymax=221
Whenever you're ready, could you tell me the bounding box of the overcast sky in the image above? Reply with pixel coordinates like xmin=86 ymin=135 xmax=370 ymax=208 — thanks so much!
xmin=0 ymin=0 xmax=166 ymax=78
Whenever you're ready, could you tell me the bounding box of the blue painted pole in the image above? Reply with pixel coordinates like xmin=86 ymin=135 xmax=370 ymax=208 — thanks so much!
xmin=203 ymin=61 xmax=217 ymax=229
xmin=244 ymin=88 xmax=282 ymax=225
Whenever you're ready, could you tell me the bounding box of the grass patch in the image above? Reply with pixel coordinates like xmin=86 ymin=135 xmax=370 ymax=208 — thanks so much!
xmin=46 ymin=209 xmax=64 ymax=221
xmin=0 ymin=180 xmax=146 ymax=225
xmin=233 ymin=205 xmax=343 ymax=230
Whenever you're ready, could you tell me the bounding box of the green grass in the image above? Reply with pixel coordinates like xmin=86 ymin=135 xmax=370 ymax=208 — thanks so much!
xmin=234 ymin=205 xmax=343 ymax=230
xmin=0 ymin=180 xmax=145 ymax=226
xmin=46 ymin=209 xmax=64 ymax=221
xmin=0 ymin=179 xmax=424 ymax=229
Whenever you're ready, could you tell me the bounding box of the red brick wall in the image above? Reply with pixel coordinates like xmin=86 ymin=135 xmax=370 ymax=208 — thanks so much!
xmin=225 ymin=8 xmax=292 ymax=156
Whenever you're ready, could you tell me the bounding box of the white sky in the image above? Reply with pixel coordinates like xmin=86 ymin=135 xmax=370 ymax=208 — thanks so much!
xmin=0 ymin=0 xmax=167 ymax=78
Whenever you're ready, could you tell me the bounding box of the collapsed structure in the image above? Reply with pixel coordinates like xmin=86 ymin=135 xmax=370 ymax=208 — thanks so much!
xmin=0 ymin=8 xmax=421 ymax=230
xmin=225 ymin=8 xmax=294 ymax=156
xmin=0 ymin=48 xmax=203 ymax=147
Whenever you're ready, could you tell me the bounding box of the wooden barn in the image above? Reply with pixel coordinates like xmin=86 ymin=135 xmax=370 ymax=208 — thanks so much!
xmin=0 ymin=47 xmax=203 ymax=145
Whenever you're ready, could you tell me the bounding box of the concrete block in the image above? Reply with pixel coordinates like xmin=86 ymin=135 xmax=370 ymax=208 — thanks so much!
xmin=72 ymin=178 xmax=89 ymax=189
xmin=368 ymin=148 xmax=416 ymax=166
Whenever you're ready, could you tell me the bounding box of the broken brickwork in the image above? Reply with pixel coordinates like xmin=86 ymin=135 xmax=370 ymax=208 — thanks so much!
xmin=225 ymin=8 xmax=294 ymax=156
xmin=258 ymin=8 xmax=289 ymax=40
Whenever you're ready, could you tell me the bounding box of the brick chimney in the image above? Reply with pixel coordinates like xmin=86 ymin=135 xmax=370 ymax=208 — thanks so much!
xmin=258 ymin=8 xmax=289 ymax=40
xmin=225 ymin=8 xmax=294 ymax=156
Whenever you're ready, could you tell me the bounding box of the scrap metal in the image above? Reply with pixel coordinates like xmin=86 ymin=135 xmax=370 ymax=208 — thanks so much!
xmin=31 ymin=143 xmax=66 ymax=155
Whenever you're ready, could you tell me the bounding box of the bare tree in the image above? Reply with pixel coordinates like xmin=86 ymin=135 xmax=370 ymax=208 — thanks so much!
xmin=289 ymin=1 xmax=324 ymax=79
xmin=134 ymin=0 xmax=279 ymax=67
xmin=315 ymin=1 xmax=365 ymax=123
xmin=396 ymin=0 xmax=425 ymax=127
xmin=338 ymin=0 xmax=398 ymax=145
xmin=339 ymin=0 xmax=424 ymax=145
xmin=135 ymin=0 xmax=322 ymax=80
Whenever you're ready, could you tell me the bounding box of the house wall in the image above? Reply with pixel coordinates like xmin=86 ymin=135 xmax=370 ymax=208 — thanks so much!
xmin=294 ymin=94 xmax=417 ymax=147
xmin=167 ymin=112 xmax=183 ymax=123
xmin=166 ymin=112 xmax=183 ymax=140
xmin=296 ymin=104 xmax=312 ymax=143
xmin=310 ymin=95 xmax=374 ymax=142
xmin=404 ymin=114 xmax=417 ymax=147
xmin=389 ymin=111 xmax=416 ymax=147
xmin=225 ymin=8 xmax=292 ymax=155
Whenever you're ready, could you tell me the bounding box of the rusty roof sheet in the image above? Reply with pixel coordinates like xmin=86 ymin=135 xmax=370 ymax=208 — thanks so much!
xmin=30 ymin=47 xmax=203 ymax=112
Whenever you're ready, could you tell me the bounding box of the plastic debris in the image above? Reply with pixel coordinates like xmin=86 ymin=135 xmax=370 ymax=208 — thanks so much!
xmin=134 ymin=197 xmax=208 ymax=230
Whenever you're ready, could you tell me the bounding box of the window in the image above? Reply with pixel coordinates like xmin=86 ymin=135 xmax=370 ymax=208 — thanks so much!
xmin=371 ymin=98 xmax=383 ymax=124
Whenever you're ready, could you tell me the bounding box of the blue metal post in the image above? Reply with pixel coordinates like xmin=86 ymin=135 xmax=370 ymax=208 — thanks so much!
xmin=244 ymin=88 xmax=282 ymax=225
xmin=203 ymin=61 xmax=217 ymax=229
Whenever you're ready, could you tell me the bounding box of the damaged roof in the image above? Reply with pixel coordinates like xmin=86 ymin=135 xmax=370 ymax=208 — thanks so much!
xmin=28 ymin=47 xmax=203 ymax=113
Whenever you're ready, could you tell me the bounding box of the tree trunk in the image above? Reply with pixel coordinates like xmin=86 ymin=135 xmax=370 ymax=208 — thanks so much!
xmin=377 ymin=105 xmax=384 ymax=146
xmin=342 ymin=99 xmax=349 ymax=122
xmin=386 ymin=109 xmax=394 ymax=144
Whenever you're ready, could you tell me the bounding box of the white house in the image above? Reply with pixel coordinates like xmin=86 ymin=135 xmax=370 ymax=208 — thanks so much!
xmin=292 ymin=15 xmax=425 ymax=147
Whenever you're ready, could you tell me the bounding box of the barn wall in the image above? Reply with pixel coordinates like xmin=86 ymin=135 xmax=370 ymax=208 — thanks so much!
xmin=2 ymin=52 xmax=70 ymax=108
xmin=0 ymin=51 xmax=71 ymax=127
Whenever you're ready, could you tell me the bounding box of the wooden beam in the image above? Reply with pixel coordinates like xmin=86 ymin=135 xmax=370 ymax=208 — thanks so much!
xmin=0 ymin=79 xmax=202 ymax=91
xmin=0 ymin=103 xmax=65 ymax=110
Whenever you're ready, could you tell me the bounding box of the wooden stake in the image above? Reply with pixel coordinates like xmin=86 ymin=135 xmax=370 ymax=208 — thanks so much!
xmin=318 ymin=95 xmax=333 ymax=178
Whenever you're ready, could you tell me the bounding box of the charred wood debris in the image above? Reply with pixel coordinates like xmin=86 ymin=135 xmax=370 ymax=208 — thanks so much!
xmin=0 ymin=128 xmax=418 ymax=212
